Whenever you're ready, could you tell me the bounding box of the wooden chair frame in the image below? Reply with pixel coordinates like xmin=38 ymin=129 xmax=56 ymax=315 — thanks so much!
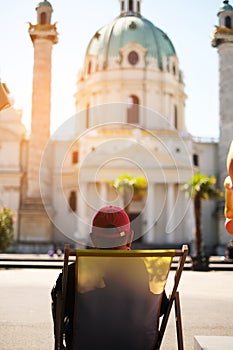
xmin=55 ymin=244 xmax=188 ymax=350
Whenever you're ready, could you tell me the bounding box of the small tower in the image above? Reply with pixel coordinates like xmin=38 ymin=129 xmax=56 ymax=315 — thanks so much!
xmin=20 ymin=1 xmax=58 ymax=244
xmin=212 ymin=0 xmax=233 ymax=248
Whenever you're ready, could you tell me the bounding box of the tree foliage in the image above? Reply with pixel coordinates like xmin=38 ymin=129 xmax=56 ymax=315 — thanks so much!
xmin=0 ymin=207 xmax=14 ymax=252
xmin=113 ymin=174 xmax=147 ymax=195
xmin=184 ymin=173 xmax=223 ymax=201
xmin=113 ymin=174 xmax=147 ymax=213
xmin=184 ymin=173 xmax=223 ymax=266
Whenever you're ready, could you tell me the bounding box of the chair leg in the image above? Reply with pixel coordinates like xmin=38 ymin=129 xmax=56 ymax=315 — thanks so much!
xmin=174 ymin=291 xmax=184 ymax=350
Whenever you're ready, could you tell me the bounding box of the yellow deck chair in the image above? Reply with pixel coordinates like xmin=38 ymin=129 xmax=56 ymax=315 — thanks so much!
xmin=55 ymin=244 xmax=188 ymax=350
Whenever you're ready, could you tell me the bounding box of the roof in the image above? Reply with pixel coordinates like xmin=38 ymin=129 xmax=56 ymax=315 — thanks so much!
xmin=36 ymin=0 xmax=52 ymax=8
xmin=86 ymin=15 xmax=176 ymax=70
xmin=218 ymin=0 xmax=233 ymax=13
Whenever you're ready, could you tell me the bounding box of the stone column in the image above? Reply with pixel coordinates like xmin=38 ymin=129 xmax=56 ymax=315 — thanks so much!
xmin=27 ymin=38 xmax=53 ymax=198
xmin=19 ymin=12 xmax=58 ymax=245
xmin=144 ymin=183 xmax=156 ymax=244
xmin=76 ymin=182 xmax=90 ymax=245
xmin=165 ymin=183 xmax=175 ymax=244
xmin=212 ymin=22 xmax=233 ymax=248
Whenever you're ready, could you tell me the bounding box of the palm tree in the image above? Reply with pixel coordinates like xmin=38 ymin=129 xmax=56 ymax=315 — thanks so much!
xmin=184 ymin=173 xmax=223 ymax=269
xmin=113 ymin=174 xmax=147 ymax=214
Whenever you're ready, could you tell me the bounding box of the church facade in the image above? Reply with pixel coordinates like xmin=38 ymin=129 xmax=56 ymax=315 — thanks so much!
xmin=0 ymin=0 xmax=231 ymax=253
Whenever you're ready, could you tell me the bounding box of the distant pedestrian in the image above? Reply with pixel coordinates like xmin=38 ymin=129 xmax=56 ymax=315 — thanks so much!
xmin=225 ymin=240 xmax=233 ymax=261
xmin=56 ymin=248 xmax=63 ymax=257
xmin=48 ymin=249 xmax=54 ymax=257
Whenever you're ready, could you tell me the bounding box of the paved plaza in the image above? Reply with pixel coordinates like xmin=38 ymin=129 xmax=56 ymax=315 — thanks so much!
xmin=0 ymin=268 xmax=232 ymax=350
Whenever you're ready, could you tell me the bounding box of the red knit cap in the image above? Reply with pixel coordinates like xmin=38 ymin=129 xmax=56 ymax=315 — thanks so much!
xmin=91 ymin=206 xmax=131 ymax=239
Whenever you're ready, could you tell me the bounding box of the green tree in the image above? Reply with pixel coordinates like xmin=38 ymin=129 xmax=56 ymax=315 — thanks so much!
xmin=113 ymin=174 xmax=147 ymax=213
xmin=184 ymin=173 xmax=223 ymax=269
xmin=0 ymin=207 xmax=15 ymax=252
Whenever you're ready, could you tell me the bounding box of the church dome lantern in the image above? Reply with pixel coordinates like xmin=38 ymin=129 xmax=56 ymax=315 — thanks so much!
xmin=218 ymin=0 xmax=233 ymax=13
xmin=36 ymin=0 xmax=52 ymax=8
xmin=217 ymin=0 xmax=233 ymax=29
xmin=212 ymin=0 xmax=233 ymax=47
xmin=120 ymin=0 xmax=142 ymax=17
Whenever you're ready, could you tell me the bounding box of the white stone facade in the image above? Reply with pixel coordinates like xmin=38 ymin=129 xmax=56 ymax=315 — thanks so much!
xmin=0 ymin=106 xmax=26 ymax=240
xmin=1 ymin=1 xmax=232 ymax=252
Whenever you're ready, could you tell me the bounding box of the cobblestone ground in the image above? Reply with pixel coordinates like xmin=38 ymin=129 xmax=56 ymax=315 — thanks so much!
xmin=0 ymin=269 xmax=232 ymax=350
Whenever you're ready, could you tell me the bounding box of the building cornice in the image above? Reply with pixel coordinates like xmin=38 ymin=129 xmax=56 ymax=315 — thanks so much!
xmin=212 ymin=26 xmax=233 ymax=46
xmin=28 ymin=23 xmax=58 ymax=44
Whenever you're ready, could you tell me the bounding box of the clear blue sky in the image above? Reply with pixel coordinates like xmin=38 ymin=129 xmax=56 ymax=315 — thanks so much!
xmin=0 ymin=0 xmax=224 ymax=138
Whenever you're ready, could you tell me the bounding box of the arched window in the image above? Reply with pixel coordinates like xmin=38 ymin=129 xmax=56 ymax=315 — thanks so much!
xmin=225 ymin=16 xmax=232 ymax=29
xmin=72 ymin=151 xmax=79 ymax=164
xmin=129 ymin=0 xmax=133 ymax=11
xmin=127 ymin=95 xmax=139 ymax=124
xmin=88 ymin=61 xmax=92 ymax=75
xmin=173 ymin=64 xmax=176 ymax=76
xmin=69 ymin=191 xmax=77 ymax=212
xmin=193 ymin=154 xmax=199 ymax=167
xmin=174 ymin=105 xmax=178 ymax=129
xmin=137 ymin=1 xmax=140 ymax=13
xmin=40 ymin=12 xmax=47 ymax=25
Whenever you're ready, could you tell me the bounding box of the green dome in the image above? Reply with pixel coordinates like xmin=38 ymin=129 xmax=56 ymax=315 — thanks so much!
xmin=36 ymin=0 xmax=52 ymax=8
xmin=219 ymin=0 xmax=233 ymax=12
xmin=86 ymin=15 xmax=176 ymax=71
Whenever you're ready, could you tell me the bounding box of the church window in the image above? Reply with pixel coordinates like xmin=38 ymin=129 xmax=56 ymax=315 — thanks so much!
xmin=193 ymin=154 xmax=199 ymax=167
xmin=173 ymin=64 xmax=176 ymax=75
xmin=88 ymin=61 xmax=92 ymax=75
xmin=225 ymin=16 xmax=232 ymax=29
xmin=40 ymin=12 xmax=47 ymax=25
xmin=69 ymin=191 xmax=77 ymax=212
xmin=129 ymin=0 xmax=133 ymax=11
xmin=128 ymin=50 xmax=139 ymax=65
xmin=72 ymin=151 xmax=79 ymax=164
xmin=127 ymin=95 xmax=139 ymax=124
xmin=121 ymin=1 xmax=124 ymax=11
xmin=137 ymin=1 xmax=140 ymax=13
xmin=174 ymin=105 xmax=178 ymax=129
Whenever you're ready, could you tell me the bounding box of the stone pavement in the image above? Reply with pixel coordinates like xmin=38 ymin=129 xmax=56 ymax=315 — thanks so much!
xmin=0 ymin=267 xmax=232 ymax=350
xmin=163 ymin=270 xmax=233 ymax=349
